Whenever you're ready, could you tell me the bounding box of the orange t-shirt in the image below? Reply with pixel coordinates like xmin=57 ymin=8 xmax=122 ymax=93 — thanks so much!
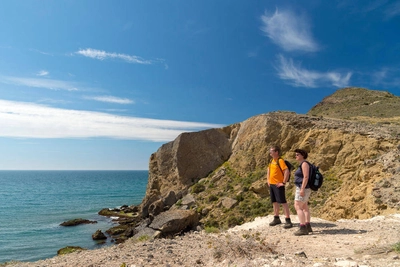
xmin=269 ymin=158 xmax=288 ymax=184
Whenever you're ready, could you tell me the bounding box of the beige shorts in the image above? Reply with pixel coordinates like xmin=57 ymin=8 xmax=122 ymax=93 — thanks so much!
xmin=295 ymin=187 xmax=312 ymax=202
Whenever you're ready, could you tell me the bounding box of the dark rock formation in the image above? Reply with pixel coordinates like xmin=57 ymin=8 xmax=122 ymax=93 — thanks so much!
xmin=60 ymin=218 xmax=97 ymax=226
xmin=92 ymin=229 xmax=107 ymax=240
xmin=57 ymin=246 xmax=86 ymax=255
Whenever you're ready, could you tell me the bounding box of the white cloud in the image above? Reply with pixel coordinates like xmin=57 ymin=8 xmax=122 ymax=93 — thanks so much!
xmin=362 ymin=0 xmax=389 ymax=13
xmin=384 ymin=1 xmax=400 ymax=18
xmin=372 ymin=68 xmax=388 ymax=84
xmin=84 ymin=95 xmax=134 ymax=104
xmin=371 ymin=67 xmax=400 ymax=87
xmin=0 ymin=76 xmax=78 ymax=91
xmin=260 ymin=9 xmax=319 ymax=52
xmin=37 ymin=70 xmax=49 ymax=76
xmin=29 ymin=48 xmax=53 ymax=56
xmin=76 ymin=48 xmax=152 ymax=64
xmin=276 ymin=55 xmax=352 ymax=88
xmin=0 ymin=100 xmax=223 ymax=142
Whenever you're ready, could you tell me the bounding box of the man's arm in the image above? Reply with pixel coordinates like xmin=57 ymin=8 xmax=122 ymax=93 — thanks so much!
xmin=283 ymin=168 xmax=289 ymax=184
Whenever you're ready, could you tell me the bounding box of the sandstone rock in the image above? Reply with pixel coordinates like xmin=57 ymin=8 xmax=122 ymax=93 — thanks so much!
xmin=141 ymin=190 xmax=162 ymax=218
xmin=163 ymin=191 xmax=177 ymax=208
xmin=180 ymin=194 xmax=196 ymax=208
xmin=220 ymin=197 xmax=238 ymax=210
xmin=250 ymin=179 xmax=269 ymax=197
xmin=140 ymin=111 xmax=400 ymax=223
xmin=148 ymin=198 xmax=164 ymax=218
xmin=149 ymin=209 xmax=199 ymax=234
xmin=132 ymin=226 xmax=161 ymax=240
xmin=141 ymin=127 xmax=236 ymax=217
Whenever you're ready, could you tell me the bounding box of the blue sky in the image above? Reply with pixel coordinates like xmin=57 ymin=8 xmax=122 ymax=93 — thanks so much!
xmin=1 ymin=1 xmax=399 ymax=170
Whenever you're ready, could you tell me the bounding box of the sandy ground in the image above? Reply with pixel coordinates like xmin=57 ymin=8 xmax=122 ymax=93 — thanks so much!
xmin=7 ymin=214 xmax=400 ymax=267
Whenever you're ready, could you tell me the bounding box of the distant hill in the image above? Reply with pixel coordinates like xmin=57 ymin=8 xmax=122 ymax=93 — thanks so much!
xmin=308 ymin=87 xmax=400 ymax=122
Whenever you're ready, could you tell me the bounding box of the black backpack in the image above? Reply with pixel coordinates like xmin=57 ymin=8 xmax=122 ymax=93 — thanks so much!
xmin=274 ymin=157 xmax=294 ymax=182
xmin=303 ymin=161 xmax=324 ymax=191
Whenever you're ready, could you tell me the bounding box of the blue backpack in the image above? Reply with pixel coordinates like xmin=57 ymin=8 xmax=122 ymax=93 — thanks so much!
xmin=303 ymin=161 xmax=324 ymax=191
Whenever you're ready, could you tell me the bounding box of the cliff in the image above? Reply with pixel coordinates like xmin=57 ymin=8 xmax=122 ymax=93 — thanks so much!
xmin=139 ymin=87 xmax=400 ymax=230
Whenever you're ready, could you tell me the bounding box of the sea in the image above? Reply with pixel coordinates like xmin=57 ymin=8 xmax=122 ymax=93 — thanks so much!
xmin=0 ymin=170 xmax=148 ymax=263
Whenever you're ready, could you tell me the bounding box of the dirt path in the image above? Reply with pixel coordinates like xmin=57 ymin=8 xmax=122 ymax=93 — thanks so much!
xmin=8 ymin=214 xmax=400 ymax=267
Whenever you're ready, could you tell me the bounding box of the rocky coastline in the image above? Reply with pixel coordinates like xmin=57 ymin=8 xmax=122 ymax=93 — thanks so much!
xmin=6 ymin=88 xmax=400 ymax=266
xmin=8 ymin=214 xmax=400 ymax=267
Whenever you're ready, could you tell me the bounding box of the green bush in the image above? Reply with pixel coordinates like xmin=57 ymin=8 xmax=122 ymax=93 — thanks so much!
xmin=208 ymin=195 xmax=218 ymax=202
xmin=204 ymin=218 xmax=219 ymax=228
xmin=393 ymin=242 xmax=400 ymax=253
xmin=191 ymin=183 xmax=206 ymax=194
xmin=204 ymin=226 xmax=220 ymax=234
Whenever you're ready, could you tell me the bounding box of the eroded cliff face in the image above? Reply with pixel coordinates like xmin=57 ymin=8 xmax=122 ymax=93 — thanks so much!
xmin=141 ymin=111 xmax=400 ymax=223
xmin=141 ymin=126 xmax=239 ymax=218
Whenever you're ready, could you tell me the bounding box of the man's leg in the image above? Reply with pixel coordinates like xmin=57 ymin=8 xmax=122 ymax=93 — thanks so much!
xmin=282 ymin=202 xmax=293 ymax=228
xmin=273 ymin=202 xmax=280 ymax=216
xmin=282 ymin=203 xmax=291 ymax=218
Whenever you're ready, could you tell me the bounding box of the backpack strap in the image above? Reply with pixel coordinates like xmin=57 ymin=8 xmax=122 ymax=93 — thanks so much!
xmin=270 ymin=157 xmax=285 ymax=176
xmin=298 ymin=161 xmax=309 ymax=173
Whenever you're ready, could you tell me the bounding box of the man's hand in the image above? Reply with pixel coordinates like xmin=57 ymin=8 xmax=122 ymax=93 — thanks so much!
xmin=277 ymin=182 xmax=285 ymax=188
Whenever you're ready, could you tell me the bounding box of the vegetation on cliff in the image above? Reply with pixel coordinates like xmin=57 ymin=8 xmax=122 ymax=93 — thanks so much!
xmin=162 ymin=87 xmax=400 ymax=229
xmin=130 ymin=87 xmax=400 ymax=236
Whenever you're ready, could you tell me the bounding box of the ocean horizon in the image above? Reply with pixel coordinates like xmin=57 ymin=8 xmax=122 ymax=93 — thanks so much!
xmin=0 ymin=170 xmax=148 ymax=263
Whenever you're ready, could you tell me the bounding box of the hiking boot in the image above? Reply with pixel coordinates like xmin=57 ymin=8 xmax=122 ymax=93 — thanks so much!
xmin=283 ymin=219 xmax=293 ymax=229
xmin=269 ymin=217 xmax=282 ymax=226
xmin=306 ymin=223 xmax=313 ymax=233
xmin=294 ymin=225 xmax=308 ymax=236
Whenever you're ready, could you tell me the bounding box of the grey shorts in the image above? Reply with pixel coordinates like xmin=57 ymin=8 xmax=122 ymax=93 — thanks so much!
xmin=295 ymin=187 xmax=312 ymax=203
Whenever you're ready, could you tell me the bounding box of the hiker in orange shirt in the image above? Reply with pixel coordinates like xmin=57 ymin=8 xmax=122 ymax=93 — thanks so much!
xmin=267 ymin=145 xmax=293 ymax=229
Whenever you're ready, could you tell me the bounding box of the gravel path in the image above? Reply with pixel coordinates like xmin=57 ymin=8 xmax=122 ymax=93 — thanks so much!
xmin=7 ymin=214 xmax=400 ymax=267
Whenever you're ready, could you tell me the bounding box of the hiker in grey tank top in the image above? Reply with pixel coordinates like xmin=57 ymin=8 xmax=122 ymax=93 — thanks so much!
xmin=293 ymin=149 xmax=313 ymax=236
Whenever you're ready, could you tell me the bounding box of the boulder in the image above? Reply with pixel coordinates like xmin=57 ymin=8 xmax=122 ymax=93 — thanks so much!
xmin=180 ymin=194 xmax=196 ymax=209
xmin=148 ymin=198 xmax=164 ymax=218
xmin=92 ymin=230 xmax=107 ymax=240
xmin=163 ymin=191 xmax=177 ymax=208
xmin=220 ymin=197 xmax=238 ymax=210
xmin=132 ymin=227 xmax=162 ymax=240
xmin=250 ymin=179 xmax=269 ymax=197
xmin=149 ymin=209 xmax=199 ymax=234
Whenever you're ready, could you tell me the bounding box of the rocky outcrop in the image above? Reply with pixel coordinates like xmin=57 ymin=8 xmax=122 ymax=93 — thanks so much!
xmin=139 ymin=110 xmax=400 ymax=226
xmin=141 ymin=126 xmax=239 ymax=218
xmin=98 ymin=88 xmax=399 ymax=241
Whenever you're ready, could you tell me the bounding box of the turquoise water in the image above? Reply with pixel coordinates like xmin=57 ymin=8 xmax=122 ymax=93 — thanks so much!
xmin=0 ymin=170 xmax=148 ymax=263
